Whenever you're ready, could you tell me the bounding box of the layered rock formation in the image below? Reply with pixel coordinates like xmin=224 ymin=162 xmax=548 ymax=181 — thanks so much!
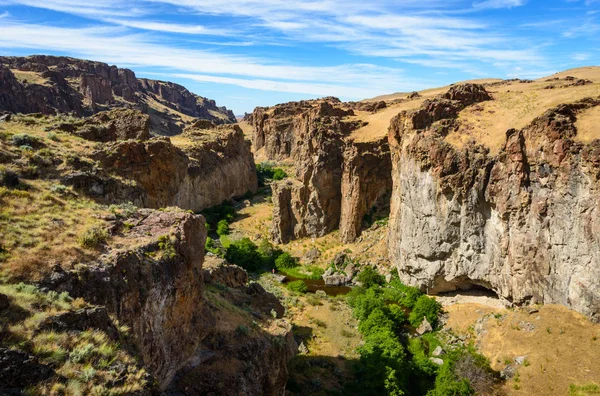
xmin=41 ymin=208 xmax=296 ymax=393
xmin=388 ymin=83 xmax=600 ymax=320
xmin=0 ymin=55 xmax=236 ymax=134
xmin=249 ymin=99 xmax=392 ymax=243
xmin=64 ymin=122 xmax=257 ymax=212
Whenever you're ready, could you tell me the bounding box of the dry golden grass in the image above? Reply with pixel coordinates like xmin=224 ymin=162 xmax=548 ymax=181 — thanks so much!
xmin=237 ymin=120 xmax=253 ymax=138
xmin=347 ymin=100 xmax=424 ymax=142
xmin=232 ymin=193 xmax=389 ymax=272
xmin=449 ymin=80 xmax=600 ymax=153
xmin=0 ymin=283 xmax=148 ymax=395
xmin=445 ymin=303 xmax=600 ymax=396
xmin=0 ymin=116 xmax=112 ymax=280
xmin=289 ymin=297 xmax=360 ymax=359
xmin=10 ymin=69 xmax=51 ymax=86
xmin=575 ymin=105 xmax=600 ymax=143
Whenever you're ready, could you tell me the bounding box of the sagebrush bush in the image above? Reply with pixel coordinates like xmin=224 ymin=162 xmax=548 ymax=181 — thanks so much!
xmin=78 ymin=226 xmax=108 ymax=249
xmin=11 ymin=133 xmax=40 ymax=147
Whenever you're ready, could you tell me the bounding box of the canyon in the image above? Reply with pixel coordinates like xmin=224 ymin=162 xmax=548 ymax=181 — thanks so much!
xmin=1 ymin=55 xmax=599 ymax=395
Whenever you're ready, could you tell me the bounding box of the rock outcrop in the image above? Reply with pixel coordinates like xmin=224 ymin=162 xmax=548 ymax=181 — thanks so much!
xmin=388 ymin=83 xmax=600 ymax=320
xmin=0 ymin=55 xmax=236 ymax=134
xmin=42 ymin=208 xmax=296 ymax=393
xmin=64 ymin=123 xmax=257 ymax=212
xmin=250 ymin=99 xmax=391 ymax=243
xmin=72 ymin=109 xmax=151 ymax=141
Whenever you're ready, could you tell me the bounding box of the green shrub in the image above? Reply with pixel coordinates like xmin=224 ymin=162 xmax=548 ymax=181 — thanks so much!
xmin=11 ymin=133 xmax=40 ymax=147
xmin=275 ymin=252 xmax=298 ymax=270
xmin=256 ymin=162 xmax=288 ymax=185
xmin=272 ymin=168 xmax=288 ymax=180
xmin=201 ymin=202 xmax=236 ymax=230
xmin=287 ymin=280 xmax=308 ymax=293
xmin=78 ymin=226 xmax=108 ymax=249
xmin=205 ymin=236 xmax=221 ymax=255
xmin=0 ymin=167 xmax=19 ymax=188
xmin=357 ymin=267 xmax=385 ymax=288
xmin=258 ymin=239 xmax=283 ymax=267
xmin=409 ymin=295 xmax=442 ymax=328
xmin=216 ymin=219 xmax=230 ymax=236
xmin=236 ymin=324 xmax=250 ymax=336
xmin=224 ymin=238 xmax=263 ymax=271
xmin=158 ymin=235 xmax=177 ymax=259
xmin=348 ymin=287 xmax=386 ymax=322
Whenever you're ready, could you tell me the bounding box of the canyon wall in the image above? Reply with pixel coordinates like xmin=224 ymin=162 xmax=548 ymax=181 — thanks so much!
xmin=62 ymin=116 xmax=257 ymax=212
xmin=388 ymin=84 xmax=600 ymax=320
xmin=0 ymin=55 xmax=236 ymax=134
xmin=43 ymin=209 xmax=296 ymax=393
xmin=249 ymin=99 xmax=392 ymax=243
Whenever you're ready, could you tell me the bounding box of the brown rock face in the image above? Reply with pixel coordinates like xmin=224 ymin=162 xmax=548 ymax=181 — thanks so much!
xmin=45 ymin=209 xmax=210 ymax=387
xmin=340 ymin=137 xmax=392 ymax=242
xmin=250 ymin=98 xmax=391 ymax=243
xmin=76 ymin=109 xmax=151 ymax=141
xmin=80 ymin=74 xmax=113 ymax=105
xmin=0 ymin=55 xmax=236 ymax=132
xmin=74 ymin=124 xmax=257 ymax=212
xmin=388 ymin=84 xmax=600 ymax=320
xmin=42 ymin=209 xmax=296 ymax=393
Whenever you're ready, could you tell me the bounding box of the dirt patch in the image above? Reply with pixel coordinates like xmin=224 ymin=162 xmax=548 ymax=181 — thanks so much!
xmin=444 ymin=303 xmax=600 ymax=395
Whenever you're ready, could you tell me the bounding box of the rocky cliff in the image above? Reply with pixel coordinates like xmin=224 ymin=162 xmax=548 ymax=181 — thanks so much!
xmin=60 ymin=115 xmax=257 ymax=212
xmin=249 ymin=99 xmax=392 ymax=243
xmin=0 ymin=55 xmax=236 ymax=134
xmin=388 ymin=83 xmax=600 ymax=320
xmin=40 ymin=208 xmax=296 ymax=393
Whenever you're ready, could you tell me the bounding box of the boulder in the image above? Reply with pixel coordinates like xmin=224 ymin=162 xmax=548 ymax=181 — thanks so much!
xmin=0 ymin=348 xmax=53 ymax=390
xmin=432 ymin=346 xmax=444 ymax=357
xmin=416 ymin=317 xmax=433 ymax=335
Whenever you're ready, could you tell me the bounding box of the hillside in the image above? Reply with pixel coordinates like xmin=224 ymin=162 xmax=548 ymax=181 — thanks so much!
xmin=0 ymin=55 xmax=237 ymax=135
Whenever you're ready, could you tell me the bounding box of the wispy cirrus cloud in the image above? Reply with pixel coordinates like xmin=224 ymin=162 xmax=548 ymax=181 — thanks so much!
xmin=0 ymin=0 xmax=596 ymax=112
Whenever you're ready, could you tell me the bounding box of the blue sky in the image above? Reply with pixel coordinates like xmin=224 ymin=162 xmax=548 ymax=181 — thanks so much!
xmin=0 ymin=0 xmax=598 ymax=114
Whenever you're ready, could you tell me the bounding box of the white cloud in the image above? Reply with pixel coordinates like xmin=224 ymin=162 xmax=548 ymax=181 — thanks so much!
xmin=103 ymin=19 xmax=230 ymax=35
xmin=472 ymin=0 xmax=526 ymax=9
xmin=0 ymin=21 xmax=426 ymax=98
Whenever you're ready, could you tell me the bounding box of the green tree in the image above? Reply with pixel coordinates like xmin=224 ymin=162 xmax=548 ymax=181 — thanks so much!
xmin=224 ymin=238 xmax=262 ymax=271
xmin=357 ymin=267 xmax=385 ymax=288
xmin=274 ymin=252 xmax=298 ymax=270
xmin=409 ymin=295 xmax=443 ymax=328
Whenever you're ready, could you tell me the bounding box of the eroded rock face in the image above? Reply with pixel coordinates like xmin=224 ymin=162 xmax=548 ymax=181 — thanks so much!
xmin=340 ymin=137 xmax=392 ymax=242
xmin=41 ymin=209 xmax=296 ymax=393
xmin=76 ymin=109 xmax=151 ymax=141
xmin=0 ymin=55 xmax=236 ymax=132
xmin=388 ymin=84 xmax=600 ymax=320
xmin=253 ymin=99 xmax=391 ymax=243
xmin=69 ymin=124 xmax=257 ymax=212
